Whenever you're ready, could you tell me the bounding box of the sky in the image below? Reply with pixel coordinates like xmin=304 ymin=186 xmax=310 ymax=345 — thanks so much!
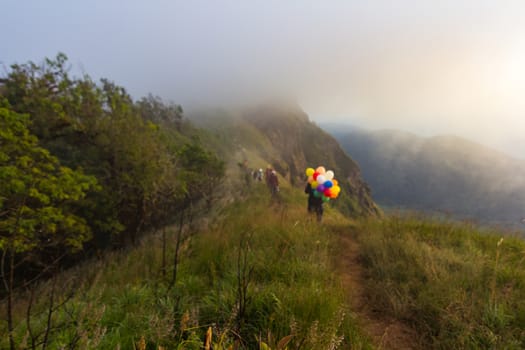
xmin=2 ymin=0 xmax=525 ymax=158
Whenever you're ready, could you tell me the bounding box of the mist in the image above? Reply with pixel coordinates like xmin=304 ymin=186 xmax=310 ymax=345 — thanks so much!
xmin=2 ymin=0 xmax=525 ymax=158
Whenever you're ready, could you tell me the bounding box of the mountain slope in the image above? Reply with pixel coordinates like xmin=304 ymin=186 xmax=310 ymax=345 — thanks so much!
xmin=190 ymin=104 xmax=380 ymax=217
xmin=326 ymin=125 xmax=525 ymax=227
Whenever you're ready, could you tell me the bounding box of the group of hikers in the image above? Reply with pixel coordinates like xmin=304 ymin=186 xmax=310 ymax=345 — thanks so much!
xmin=245 ymin=163 xmax=325 ymax=222
xmin=250 ymin=165 xmax=280 ymax=195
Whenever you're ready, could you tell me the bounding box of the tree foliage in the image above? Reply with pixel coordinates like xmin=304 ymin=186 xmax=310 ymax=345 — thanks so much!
xmin=1 ymin=53 xmax=225 ymax=249
xmin=137 ymin=93 xmax=183 ymax=128
xmin=0 ymin=103 xmax=97 ymax=254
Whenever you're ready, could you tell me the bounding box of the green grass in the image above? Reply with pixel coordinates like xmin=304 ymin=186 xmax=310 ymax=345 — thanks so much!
xmin=2 ymin=185 xmax=371 ymax=349
xmin=355 ymin=214 xmax=525 ymax=349
xmin=8 ymin=181 xmax=525 ymax=349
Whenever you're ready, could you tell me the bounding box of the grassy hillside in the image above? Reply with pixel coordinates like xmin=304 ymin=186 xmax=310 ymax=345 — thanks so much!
xmin=354 ymin=214 xmax=525 ymax=349
xmin=1 ymin=185 xmax=373 ymax=349
xmin=327 ymin=126 xmax=525 ymax=228
xmin=5 ymin=177 xmax=525 ymax=349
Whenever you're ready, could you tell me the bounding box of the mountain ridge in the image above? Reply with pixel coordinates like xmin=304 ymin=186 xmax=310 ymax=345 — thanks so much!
xmin=189 ymin=104 xmax=381 ymax=217
xmin=324 ymin=123 xmax=525 ymax=228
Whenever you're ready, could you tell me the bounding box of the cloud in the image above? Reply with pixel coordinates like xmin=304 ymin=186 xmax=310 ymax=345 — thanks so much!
xmin=2 ymin=0 xmax=525 ymax=157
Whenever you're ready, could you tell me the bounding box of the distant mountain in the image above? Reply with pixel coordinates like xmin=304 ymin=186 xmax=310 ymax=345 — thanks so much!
xmin=324 ymin=124 xmax=525 ymax=228
xmin=189 ymin=105 xmax=380 ymax=217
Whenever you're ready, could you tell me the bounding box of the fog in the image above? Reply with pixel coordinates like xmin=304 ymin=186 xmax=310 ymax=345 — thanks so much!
xmin=2 ymin=0 xmax=525 ymax=158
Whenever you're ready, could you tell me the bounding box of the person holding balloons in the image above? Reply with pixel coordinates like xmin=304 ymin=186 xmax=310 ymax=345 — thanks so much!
xmin=304 ymin=166 xmax=341 ymax=222
xmin=305 ymin=181 xmax=324 ymax=222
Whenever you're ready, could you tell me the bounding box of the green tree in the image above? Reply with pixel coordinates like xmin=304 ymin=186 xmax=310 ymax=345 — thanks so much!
xmin=2 ymin=53 xmax=77 ymax=143
xmin=0 ymin=103 xmax=99 ymax=350
xmin=137 ymin=93 xmax=183 ymax=129
xmin=1 ymin=53 xmax=226 ymax=251
xmin=1 ymin=54 xmax=167 ymax=246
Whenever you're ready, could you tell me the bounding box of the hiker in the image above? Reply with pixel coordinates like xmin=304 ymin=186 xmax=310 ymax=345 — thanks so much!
xmin=305 ymin=182 xmax=323 ymax=222
xmin=256 ymin=168 xmax=264 ymax=182
xmin=267 ymin=170 xmax=279 ymax=196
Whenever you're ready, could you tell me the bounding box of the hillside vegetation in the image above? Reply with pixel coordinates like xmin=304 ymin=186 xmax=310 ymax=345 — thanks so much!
xmin=0 ymin=185 xmax=374 ymax=349
xmin=327 ymin=126 xmax=525 ymax=228
xmin=5 ymin=175 xmax=525 ymax=349
xmin=354 ymin=214 xmax=525 ymax=349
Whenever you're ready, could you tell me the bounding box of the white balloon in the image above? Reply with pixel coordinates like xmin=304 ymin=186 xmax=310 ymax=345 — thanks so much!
xmin=317 ymin=175 xmax=326 ymax=184
xmin=326 ymin=170 xmax=334 ymax=180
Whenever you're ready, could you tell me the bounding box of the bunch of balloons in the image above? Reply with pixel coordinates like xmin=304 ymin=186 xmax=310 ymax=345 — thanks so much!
xmin=305 ymin=166 xmax=341 ymax=202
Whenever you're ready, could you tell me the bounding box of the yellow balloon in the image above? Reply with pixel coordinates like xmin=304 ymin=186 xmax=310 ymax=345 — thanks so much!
xmin=305 ymin=168 xmax=315 ymax=176
xmin=311 ymin=181 xmax=318 ymax=188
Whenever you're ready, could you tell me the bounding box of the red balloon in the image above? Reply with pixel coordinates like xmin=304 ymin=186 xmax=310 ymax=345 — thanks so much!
xmin=313 ymin=171 xmax=319 ymax=180
xmin=324 ymin=188 xmax=332 ymax=197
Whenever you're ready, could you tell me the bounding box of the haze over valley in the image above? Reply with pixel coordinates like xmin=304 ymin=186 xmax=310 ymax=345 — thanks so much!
xmin=323 ymin=122 xmax=525 ymax=230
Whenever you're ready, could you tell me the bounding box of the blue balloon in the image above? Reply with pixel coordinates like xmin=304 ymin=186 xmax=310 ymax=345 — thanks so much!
xmin=324 ymin=180 xmax=333 ymax=188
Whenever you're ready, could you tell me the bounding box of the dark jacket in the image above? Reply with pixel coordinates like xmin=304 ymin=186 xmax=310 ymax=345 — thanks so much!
xmin=268 ymin=171 xmax=279 ymax=188
xmin=305 ymin=183 xmax=323 ymax=209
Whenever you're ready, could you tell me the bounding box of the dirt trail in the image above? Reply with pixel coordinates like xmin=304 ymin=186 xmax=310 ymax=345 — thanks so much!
xmin=336 ymin=231 xmax=421 ymax=350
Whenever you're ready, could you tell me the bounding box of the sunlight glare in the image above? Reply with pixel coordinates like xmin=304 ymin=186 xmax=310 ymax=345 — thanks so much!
xmin=500 ymin=41 xmax=525 ymax=99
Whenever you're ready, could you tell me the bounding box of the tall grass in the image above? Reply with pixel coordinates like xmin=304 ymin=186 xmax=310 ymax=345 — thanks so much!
xmin=1 ymin=185 xmax=371 ymax=349
xmin=355 ymin=214 xmax=525 ymax=349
